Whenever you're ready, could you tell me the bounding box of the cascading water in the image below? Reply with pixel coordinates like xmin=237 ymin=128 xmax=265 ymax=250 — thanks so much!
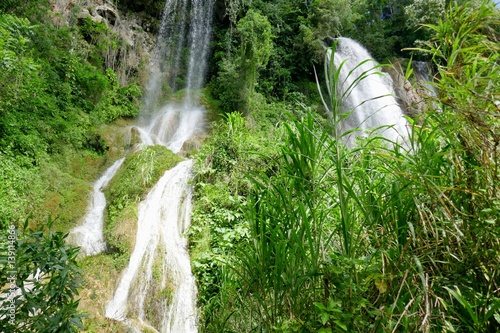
xmin=68 ymin=158 xmax=125 ymax=257
xmin=104 ymin=0 xmax=214 ymax=332
xmin=328 ymin=37 xmax=410 ymax=148
xmin=140 ymin=0 xmax=214 ymax=152
xmin=105 ymin=160 xmax=196 ymax=332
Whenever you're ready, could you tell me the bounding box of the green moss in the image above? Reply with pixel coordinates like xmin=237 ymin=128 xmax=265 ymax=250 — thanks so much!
xmin=79 ymin=254 xmax=126 ymax=333
xmin=104 ymin=145 xmax=182 ymax=255
xmin=106 ymin=145 xmax=182 ymax=213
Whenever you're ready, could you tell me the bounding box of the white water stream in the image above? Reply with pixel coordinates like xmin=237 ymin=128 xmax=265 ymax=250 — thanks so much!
xmin=103 ymin=0 xmax=214 ymax=332
xmin=69 ymin=0 xmax=214 ymax=331
xmin=68 ymin=158 xmax=124 ymax=256
xmin=143 ymin=103 xmax=205 ymax=153
xmin=105 ymin=160 xmax=196 ymax=332
xmin=328 ymin=37 xmax=410 ymax=147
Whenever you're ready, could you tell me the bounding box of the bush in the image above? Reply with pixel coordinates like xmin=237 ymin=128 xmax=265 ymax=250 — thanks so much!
xmin=0 ymin=218 xmax=83 ymax=332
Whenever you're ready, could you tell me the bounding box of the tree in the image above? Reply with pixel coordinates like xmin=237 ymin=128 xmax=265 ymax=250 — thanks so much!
xmin=404 ymin=0 xmax=446 ymax=28
xmin=349 ymin=0 xmax=420 ymax=60
xmin=237 ymin=9 xmax=273 ymax=111
xmin=310 ymin=0 xmax=357 ymax=37
xmin=301 ymin=0 xmax=359 ymax=63
xmin=212 ymin=9 xmax=273 ymax=113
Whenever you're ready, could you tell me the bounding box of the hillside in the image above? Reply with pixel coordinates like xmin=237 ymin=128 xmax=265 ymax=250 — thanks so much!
xmin=0 ymin=0 xmax=499 ymax=332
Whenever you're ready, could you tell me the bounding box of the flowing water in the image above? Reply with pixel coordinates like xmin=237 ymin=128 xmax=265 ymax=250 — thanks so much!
xmin=104 ymin=160 xmax=196 ymax=332
xmin=68 ymin=158 xmax=125 ymax=256
xmin=103 ymin=0 xmax=215 ymax=332
xmin=70 ymin=0 xmax=213 ymax=331
xmin=144 ymin=0 xmax=214 ymax=111
xmin=139 ymin=0 xmax=214 ymax=153
xmin=328 ymin=37 xmax=410 ymax=148
xmin=143 ymin=102 xmax=205 ymax=153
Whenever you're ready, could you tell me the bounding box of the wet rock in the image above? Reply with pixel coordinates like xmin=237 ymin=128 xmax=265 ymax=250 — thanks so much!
xmin=385 ymin=60 xmax=434 ymax=119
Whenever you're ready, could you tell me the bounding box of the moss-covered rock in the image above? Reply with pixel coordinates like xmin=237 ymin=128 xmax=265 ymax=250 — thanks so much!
xmin=104 ymin=145 xmax=182 ymax=258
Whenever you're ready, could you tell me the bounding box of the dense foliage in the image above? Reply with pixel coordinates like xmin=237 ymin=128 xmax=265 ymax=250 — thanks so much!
xmin=0 ymin=219 xmax=83 ymax=332
xmin=207 ymin=0 xmax=490 ymax=109
xmin=190 ymin=1 xmax=500 ymax=332
xmin=0 ymin=4 xmax=141 ymax=229
xmin=0 ymin=2 xmax=142 ymax=331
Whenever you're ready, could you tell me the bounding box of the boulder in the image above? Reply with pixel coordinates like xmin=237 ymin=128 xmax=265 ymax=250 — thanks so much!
xmin=96 ymin=4 xmax=119 ymax=26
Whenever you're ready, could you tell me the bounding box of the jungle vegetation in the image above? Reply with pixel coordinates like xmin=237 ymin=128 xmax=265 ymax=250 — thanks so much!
xmin=0 ymin=0 xmax=498 ymax=332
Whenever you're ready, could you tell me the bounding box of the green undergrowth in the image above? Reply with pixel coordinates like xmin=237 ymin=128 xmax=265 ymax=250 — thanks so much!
xmin=0 ymin=117 xmax=136 ymax=234
xmin=189 ymin=99 xmax=311 ymax=308
xmin=2 ymin=143 xmax=110 ymax=233
xmin=104 ymin=145 xmax=182 ymax=265
xmin=191 ymin=2 xmax=500 ymax=332
xmin=0 ymin=4 xmax=142 ymax=232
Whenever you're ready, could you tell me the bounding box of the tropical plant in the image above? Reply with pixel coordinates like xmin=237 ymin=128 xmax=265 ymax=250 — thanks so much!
xmin=0 ymin=218 xmax=83 ymax=332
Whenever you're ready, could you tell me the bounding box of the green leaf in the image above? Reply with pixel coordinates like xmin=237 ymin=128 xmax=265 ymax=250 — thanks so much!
xmin=320 ymin=311 xmax=330 ymax=325
xmin=334 ymin=320 xmax=348 ymax=331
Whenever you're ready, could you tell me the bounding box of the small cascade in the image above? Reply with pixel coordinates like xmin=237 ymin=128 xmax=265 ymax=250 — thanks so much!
xmin=67 ymin=158 xmax=125 ymax=256
xmin=143 ymin=102 xmax=205 ymax=153
xmin=328 ymin=37 xmax=410 ymax=147
xmin=105 ymin=160 xmax=196 ymax=333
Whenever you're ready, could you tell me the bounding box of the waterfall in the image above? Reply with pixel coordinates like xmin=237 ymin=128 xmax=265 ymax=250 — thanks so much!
xmin=105 ymin=160 xmax=196 ymax=332
xmin=104 ymin=0 xmax=214 ymax=332
xmin=143 ymin=0 xmax=214 ymax=111
xmin=328 ymin=37 xmax=410 ymax=148
xmin=140 ymin=0 xmax=214 ymax=152
xmin=67 ymin=158 xmax=125 ymax=257
xmin=143 ymin=0 xmax=189 ymax=108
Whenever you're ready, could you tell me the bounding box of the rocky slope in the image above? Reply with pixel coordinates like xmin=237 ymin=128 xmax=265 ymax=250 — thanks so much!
xmin=50 ymin=0 xmax=156 ymax=86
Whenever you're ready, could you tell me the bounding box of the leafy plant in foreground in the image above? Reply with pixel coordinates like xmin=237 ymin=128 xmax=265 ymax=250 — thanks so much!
xmin=0 ymin=218 xmax=83 ymax=332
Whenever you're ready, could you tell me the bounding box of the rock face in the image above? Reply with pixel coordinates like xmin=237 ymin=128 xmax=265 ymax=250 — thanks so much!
xmin=76 ymin=4 xmax=119 ymax=25
xmin=49 ymin=0 xmax=155 ymax=86
xmin=95 ymin=4 xmax=118 ymax=26
xmin=386 ymin=60 xmax=436 ymax=119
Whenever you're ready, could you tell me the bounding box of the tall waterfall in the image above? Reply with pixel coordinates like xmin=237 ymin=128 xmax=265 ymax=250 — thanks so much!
xmin=102 ymin=0 xmax=215 ymax=331
xmin=328 ymin=37 xmax=410 ymax=148
xmin=139 ymin=0 xmax=214 ymax=152
xmin=144 ymin=0 xmax=214 ymax=112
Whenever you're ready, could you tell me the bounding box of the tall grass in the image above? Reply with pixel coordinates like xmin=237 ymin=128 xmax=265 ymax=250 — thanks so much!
xmin=197 ymin=2 xmax=500 ymax=332
xmin=217 ymin=115 xmax=331 ymax=331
